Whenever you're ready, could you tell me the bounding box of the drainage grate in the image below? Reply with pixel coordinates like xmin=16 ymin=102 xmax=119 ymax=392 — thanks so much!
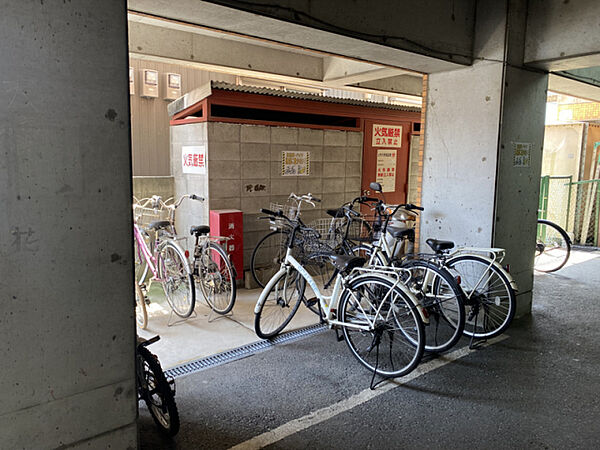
xmin=164 ymin=323 xmax=327 ymax=379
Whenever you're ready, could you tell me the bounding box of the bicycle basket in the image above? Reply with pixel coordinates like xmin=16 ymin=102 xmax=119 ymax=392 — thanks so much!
xmin=346 ymin=215 xmax=382 ymax=243
xmin=269 ymin=202 xmax=298 ymax=223
xmin=306 ymin=217 xmax=346 ymax=249
xmin=133 ymin=201 xmax=171 ymax=229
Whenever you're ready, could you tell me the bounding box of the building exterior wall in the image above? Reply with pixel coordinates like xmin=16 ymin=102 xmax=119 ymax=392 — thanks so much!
xmin=130 ymin=57 xmax=236 ymax=176
xmin=171 ymin=122 xmax=362 ymax=269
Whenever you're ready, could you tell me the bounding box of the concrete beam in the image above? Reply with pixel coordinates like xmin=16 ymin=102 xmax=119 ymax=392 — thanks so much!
xmin=525 ymin=0 xmax=600 ymax=70
xmin=354 ymin=74 xmax=424 ymax=97
xmin=322 ymin=56 xmax=409 ymax=84
xmin=128 ymin=0 xmax=471 ymax=73
xmin=549 ymin=71 xmax=600 ymax=102
xmin=128 ymin=21 xmax=324 ymax=81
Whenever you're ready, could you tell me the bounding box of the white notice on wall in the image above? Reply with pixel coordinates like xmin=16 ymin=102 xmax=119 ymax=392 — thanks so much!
xmin=372 ymin=124 xmax=403 ymax=148
xmin=376 ymin=149 xmax=397 ymax=192
xmin=182 ymin=145 xmax=206 ymax=174
xmin=512 ymin=142 xmax=531 ymax=167
xmin=282 ymin=151 xmax=310 ymax=176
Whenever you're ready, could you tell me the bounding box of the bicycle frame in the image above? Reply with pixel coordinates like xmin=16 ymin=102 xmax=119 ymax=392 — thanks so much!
xmin=254 ymin=246 xmax=426 ymax=329
xmin=135 ymin=223 xmax=162 ymax=280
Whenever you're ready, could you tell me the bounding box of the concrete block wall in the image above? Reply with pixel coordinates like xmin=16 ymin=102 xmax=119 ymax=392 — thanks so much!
xmin=207 ymin=123 xmax=363 ymax=271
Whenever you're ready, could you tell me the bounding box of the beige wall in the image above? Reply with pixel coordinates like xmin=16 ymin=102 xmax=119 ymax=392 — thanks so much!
xmin=129 ymin=57 xmax=235 ymax=176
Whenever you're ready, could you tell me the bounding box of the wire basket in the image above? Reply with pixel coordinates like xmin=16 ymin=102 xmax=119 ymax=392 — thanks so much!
xmin=307 ymin=217 xmax=346 ymax=249
xmin=345 ymin=215 xmax=383 ymax=243
xmin=133 ymin=201 xmax=171 ymax=229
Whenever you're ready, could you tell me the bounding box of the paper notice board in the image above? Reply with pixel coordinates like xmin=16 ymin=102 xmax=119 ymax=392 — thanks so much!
xmin=376 ymin=149 xmax=397 ymax=192
xmin=281 ymin=151 xmax=310 ymax=176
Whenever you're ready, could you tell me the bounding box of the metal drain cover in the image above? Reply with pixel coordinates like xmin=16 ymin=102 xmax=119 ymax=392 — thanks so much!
xmin=164 ymin=323 xmax=327 ymax=379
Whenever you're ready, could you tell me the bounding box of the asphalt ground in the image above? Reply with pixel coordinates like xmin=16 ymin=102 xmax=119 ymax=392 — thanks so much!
xmin=139 ymin=251 xmax=600 ymax=449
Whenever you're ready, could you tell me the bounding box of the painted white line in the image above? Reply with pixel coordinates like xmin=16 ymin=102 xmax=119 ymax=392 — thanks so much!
xmin=230 ymin=335 xmax=509 ymax=450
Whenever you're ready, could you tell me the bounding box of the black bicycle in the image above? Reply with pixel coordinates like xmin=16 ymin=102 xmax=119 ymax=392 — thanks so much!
xmin=534 ymin=219 xmax=571 ymax=273
xmin=136 ymin=336 xmax=180 ymax=436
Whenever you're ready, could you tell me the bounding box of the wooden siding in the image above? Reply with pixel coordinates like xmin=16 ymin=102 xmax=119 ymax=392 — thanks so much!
xmin=129 ymin=57 xmax=236 ymax=176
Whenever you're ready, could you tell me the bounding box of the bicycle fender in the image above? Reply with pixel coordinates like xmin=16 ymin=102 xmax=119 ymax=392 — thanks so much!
xmin=349 ymin=273 xmax=428 ymax=323
xmin=492 ymin=260 xmax=518 ymax=291
xmin=254 ymin=267 xmax=288 ymax=314
xmin=157 ymin=240 xmax=193 ymax=275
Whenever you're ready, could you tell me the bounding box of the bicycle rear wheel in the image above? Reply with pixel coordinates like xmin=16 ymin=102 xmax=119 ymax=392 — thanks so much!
xmin=535 ymin=219 xmax=571 ymax=273
xmin=445 ymin=254 xmax=516 ymax=339
xmin=251 ymin=230 xmax=290 ymax=288
xmin=134 ymin=235 xmax=150 ymax=285
xmin=160 ymin=241 xmax=196 ymax=318
xmin=339 ymin=275 xmax=424 ymax=378
xmin=135 ymin=282 xmax=148 ymax=329
xmin=254 ymin=268 xmax=306 ymax=339
xmin=137 ymin=346 xmax=180 ymax=436
xmin=400 ymin=259 xmax=466 ymax=353
xmin=197 ymin=242 xmax=237 ymax=315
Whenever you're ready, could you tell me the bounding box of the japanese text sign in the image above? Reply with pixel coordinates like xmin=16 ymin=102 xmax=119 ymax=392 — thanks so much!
xmin=182 ymin=145 xmax=206 ymax=175
xmin=282 ymin=151 xmax=310 ymax=176
xmin=376 ymin=149 xmax=397 ymax=192
xmin=372 ymin=124 xmax=403 ymax=148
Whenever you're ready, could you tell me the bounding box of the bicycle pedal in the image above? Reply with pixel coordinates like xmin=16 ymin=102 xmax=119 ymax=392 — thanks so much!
xmin=305 ymin=296 xmax=318 ymax=307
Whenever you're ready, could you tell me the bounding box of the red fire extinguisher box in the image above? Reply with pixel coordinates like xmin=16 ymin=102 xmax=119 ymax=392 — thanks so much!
xmin=209 ymin=209 xmax=243 ymax=280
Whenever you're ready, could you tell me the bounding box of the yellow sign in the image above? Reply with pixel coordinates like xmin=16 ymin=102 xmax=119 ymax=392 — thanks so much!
xmin=282 ymin=151 xmax=310 ymax=176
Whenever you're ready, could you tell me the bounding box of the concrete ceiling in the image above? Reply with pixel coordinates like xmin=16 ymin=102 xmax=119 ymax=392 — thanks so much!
xmin=128 ymin=11 xmax=424 ymax=99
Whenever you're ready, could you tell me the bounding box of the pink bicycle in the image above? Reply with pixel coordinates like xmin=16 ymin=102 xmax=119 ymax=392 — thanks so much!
xmin=133 ymin=197 xmax=195 ymax=329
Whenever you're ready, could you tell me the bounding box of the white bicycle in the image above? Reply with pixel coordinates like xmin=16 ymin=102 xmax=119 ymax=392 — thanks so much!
xmin=254 ymin=208 xmax=426 ymax=379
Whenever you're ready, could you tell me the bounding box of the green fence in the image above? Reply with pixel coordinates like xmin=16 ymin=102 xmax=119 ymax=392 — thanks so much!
xmin=539 ymin=175 xmax=600 ymax=247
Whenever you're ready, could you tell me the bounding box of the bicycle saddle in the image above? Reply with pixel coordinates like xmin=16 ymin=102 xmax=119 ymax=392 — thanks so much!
xmin=387 ymin=226 xmax=414 ymax=239
xmin=328 ymin=254 xmax=366 ymax=273
xmin=148 ymin=220 xmax=171 ymax=231
xmin=326 ymin=208 xmax=345 ymax=218
xmin=190 ymin=225 xmax=210 ymax=236
xmin=426 ymin=238 xmax=454 ymax=254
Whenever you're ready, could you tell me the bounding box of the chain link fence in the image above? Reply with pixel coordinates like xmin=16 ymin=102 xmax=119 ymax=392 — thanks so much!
xmin=540 ymin=176 xmax=600 ymax=247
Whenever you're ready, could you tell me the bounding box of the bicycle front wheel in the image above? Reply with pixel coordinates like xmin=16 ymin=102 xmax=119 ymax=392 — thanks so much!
xmin=339 ymin=275 xmax=425 ymax=378
xmin=138 ymin=346 xmax=180 ymax=436
xmin=535 ymin=219 xmax=571 ymax=273
xmin=445 ymin=254 xmax=516 ymax=339
xmin=197 ymin=242 xmax=237 ymax=314
xmin=159 ymin=241 xmax=196 ymax=318
xmin=134 ymin=236 xmax=150 ymax=285
xmin=251 ymin=230 xmax=290 ymax=288
xmin=400 ymin=259 xmax=466 ymax=353
xmin=254 ymin=268 xmax=306 ymax=339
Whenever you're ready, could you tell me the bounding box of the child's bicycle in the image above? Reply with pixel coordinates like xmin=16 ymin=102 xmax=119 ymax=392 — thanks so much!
xmin=136 ymin=334 xmax=179 ymax=436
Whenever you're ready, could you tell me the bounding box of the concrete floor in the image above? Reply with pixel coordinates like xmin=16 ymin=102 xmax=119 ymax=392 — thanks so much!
xmin=138 ymin=279 xmax=321 ymax=369
xmin=138 ymin=249 xmax=600 ymax=449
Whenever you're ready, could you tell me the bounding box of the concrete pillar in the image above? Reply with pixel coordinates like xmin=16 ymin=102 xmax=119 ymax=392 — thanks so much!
xmin=420 ymin=0 xmax=548 ymax=316
xmin=0 ymin=1 xmax=136 ymax=448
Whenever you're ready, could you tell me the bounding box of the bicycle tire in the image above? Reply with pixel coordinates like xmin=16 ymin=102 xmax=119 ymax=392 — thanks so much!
xmin=339 ymin=275 xmax=425 ymax=378
xmin=534 ymin=219 xmax=571 ymax=273
xmin=444 ymin=254 xmax=516 ymax=339
xmin=197 ymin=242 xmax=237 ymax=315
xmin=251 ymin=230 xmax=290 ymax=288
xmin=134 ymin=236 xmax=150 ymax=285
xmin=351 ymin=244 xmax=387 ymax=266
xmin=137 ymin=346 xmax=180 ymax=436
xmin=135 ymin=281 xmax=148 ymax=330
xmin=399 ymin=259 xmax=466 ymax=353
xmin=159 ymin=241 xmax=196 ymax=318
xmin=254 ymin=268 xmax=306 ymax=339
